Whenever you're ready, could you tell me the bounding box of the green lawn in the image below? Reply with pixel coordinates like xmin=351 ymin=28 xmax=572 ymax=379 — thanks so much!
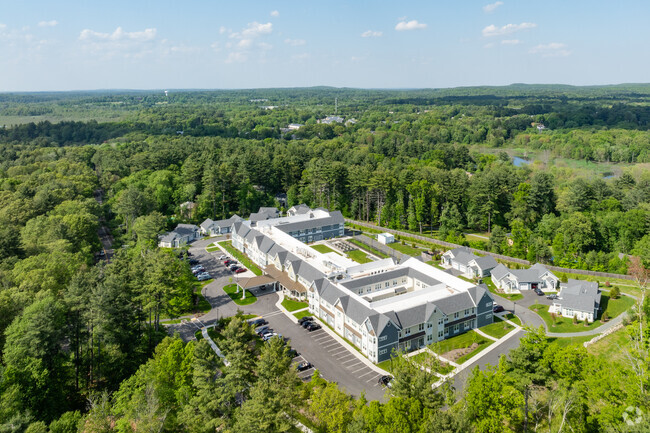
xmin=483 ymin=277 xmax=524 ymax=301
xmin=294 ymin=310 xmax=313 ymax=320
xmin=480 ymin=321 xmax=515 ymax=339
xmin=348 ymin=239 xmax=390 ymax=259
xmin=282 ymin=298 xmax=309 ymax=312
xmin=410 ymin=352 xmax=455 ymax=375
xmin=347 ymin=249 xmax=373 ymax=264
xmin=547 ymin=335 xmax=593 ymax=349
xmin=218 ymin=241 xmax=263 ymax=276
xmin=389 ymin=242 xmax=424 ymax=256
xmin=311 ymin=244 xmax=339 ymax=255
xmin=430 ymin=330 xmax=494 ymax=364
xmin=586 ymin=326 xmax=630 ymax=361
xmin=377 ymin=358 xmax=395 ymax=373
xmin=498 ymin=313 xmax=522 ymax=326
xmin=529 ymin=293 xmax=634 ymax=333
xmin=206 ymin=246 xmax=220 ymax=252
xmin=223 ymin=284 xmax=257 ymax=306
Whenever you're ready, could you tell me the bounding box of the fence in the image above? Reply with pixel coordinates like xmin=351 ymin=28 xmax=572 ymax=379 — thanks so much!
xmin=346 ymin=218 xmax=635 ymax=281
xmin=351 ymin=234 xmax=411 ymax=263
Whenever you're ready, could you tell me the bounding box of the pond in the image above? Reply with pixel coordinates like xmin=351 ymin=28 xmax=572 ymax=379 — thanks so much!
xmin=512 ymin=156 xmax=532 ymax=167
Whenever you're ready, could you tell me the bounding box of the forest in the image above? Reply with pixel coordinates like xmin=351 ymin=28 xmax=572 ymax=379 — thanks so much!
xmin=0 ymin=86 xmax=649 ymax=432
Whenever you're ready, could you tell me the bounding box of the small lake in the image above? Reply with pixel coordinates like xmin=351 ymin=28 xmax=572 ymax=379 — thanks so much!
xmin=512 ymin=156 xmax=532 ymax=167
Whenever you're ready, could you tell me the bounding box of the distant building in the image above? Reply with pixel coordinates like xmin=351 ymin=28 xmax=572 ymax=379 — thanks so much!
xmin=287 ymin=203 xmax=311 ymax=217
xmin=377 ymin=233 xmax=395 ymax=245
xmin=319 ymin=115 xmax=344 ymax=124
xmin=288 ymin=123 xmax=303 ymax=130
xmin=199 ymin=215 xmax=243 ymax=236
xmin=275 ymin=193 xmax=288 ymax=208
xmin=249 ymin=207 xmax=280 ymax=226
xmin=159 ymin=224 xmax=200 ymax=248
xmin=180 ymin=201 xmax=196 ymax=219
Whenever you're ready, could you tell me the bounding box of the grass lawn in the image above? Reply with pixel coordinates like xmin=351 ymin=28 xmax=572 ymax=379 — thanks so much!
xmin=480 ymin=321 xmax=515 ymax=339
xmin=529 ymin=304 xmax=602 ymax=333
xmin=601 ymin=293 xmax=635 ymax=319
xmin=547 ymin=335 xmax=593 ymax=349
xmin=218 ymin=241 xmax=263 ymax=276
xmin=377 ymin=358 xmax=395 ymax=373
xmin=347 ymin=249 xmax=373 ymax=264
xmin=430 ymin=330 xmax=494 ymax=364
xmin=311 ymin=244 xmax=339 ymax=255
xmin=498 ymin=313 xmax=522 ymax=326
xmin=389 ymin=242 xmax=424 ymax=256
xmin=294 ymin=310 xmax=313 ymax=320
xmin=282 ymin=298 xmax=309 ymax=312
xmin=586 ymin=326 xmax=630 ymax=361
xmin=206 ymin=246 xmax=220 ymax=252
xmin=410 ymin=352 xmax=455 ymax=375
xmin=348 ymin=238 xmax=390 ymax=259
xmin=483 ymin=277 xmax=524 ymax=301
xmin=223 ymin=283 xmax=257 ymax=306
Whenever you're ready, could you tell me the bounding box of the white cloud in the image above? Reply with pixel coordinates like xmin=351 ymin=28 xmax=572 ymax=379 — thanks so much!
xmin=79 ymin=26 xmax=157 ymax=42
xmin=395 ymin=20 xmax=427 ymax=31
xmin=230 ymin=22 xmax=272 ymax=39
xmin=258 ymin=42 xmax=273 ymax=50
xmin=483 ymin=2 xmax=503 ymax=13
xmin=225 ymin=51 xmax=247 ymax=63
xmin=484 ymin=43 xmax=495 ymax=49
xmin=0 ymin=23 xmax=6 ymax=30
xmin=237 ymin=39 xmax=252 ymax=49
xmin=219 ymin=26 xmax=227 ymax=35
xmin=270 ymin=10 xmax=279 ymax=17
xmin=501 ymin=39 xmax=520 ymax=45
xmin=529 ymin=42 xmax=571 ymax=57
xmin=482 ymin=22 xmax=536 ymax=37
xmin=361 ymin=30 xmax=382 ymax=38
xmin=284 ymin=38 xmax=306 ymax=46
xmin=38 ymin=20 xmax=58 ymax=28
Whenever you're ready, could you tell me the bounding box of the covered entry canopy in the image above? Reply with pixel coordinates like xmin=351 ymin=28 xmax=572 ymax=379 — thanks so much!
xmin=236 ymin=275 xmax=276 ymax=291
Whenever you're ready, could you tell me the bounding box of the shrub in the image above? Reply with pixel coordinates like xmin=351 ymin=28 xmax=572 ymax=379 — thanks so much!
xmin=584 ymin=317 xmax=590 ymax=327
xmin=610 ymin=286 xmax=620 ymax=299
xmin=573 ymin=314 xmax=578 ymax=325
xmin=605 ymin=281 xmax=611 ymax=287
xmin=602 ymin=311 xmax=609 ymax=322
xmin=550 ymin=312 xmax=557 ymax=326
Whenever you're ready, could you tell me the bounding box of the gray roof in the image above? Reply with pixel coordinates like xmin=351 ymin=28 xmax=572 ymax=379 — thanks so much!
xmin=451 ymin=250 xmax=476 ymax=266
xmin=557 ymin=279 xmax=601 ymax=313
xmin=467 ymin=284 xmax=491 ymax=304
xmin=314 ymin=278 xmax=347 ymax=305
xmin=338 ymin=296 xmax=374 ymax=325
xmin=232 ymin=222 xmax=250 ymax=238
xmin=257 ymin=236 xmax=275 ymax=254
xmin=366 ymin=313 xmax=393 ymax=336
xmin=214 ymin=214 xmax=243 ymax=228
xmin=509 ymin=268 xmax=541 ymax=283
xmin=275 ymin=211 xmax=344 ymax=234
xmin=472 ymin=255 xmax=498 ymax=270
xmin=432 ymin=292 xmax=475 ymax=315
xmin=159 ymin=224 xmax=198 ymax=243
xmin=176 ymin=224 xmax=199 ymax=234
xmin=291 ymin=260 xmax=323 ymax=283
xmin=389 ymin=302 xmax=437 ymax=329
xmin=340 ymin=267 xmax=441 ymax=291
xmin=490 ymin=263 xmax=510 ymax=281
xmin=200 ymin=218 xmax=214 ymax=230
xmin=289 ymin=204 xmax=311 ymax=214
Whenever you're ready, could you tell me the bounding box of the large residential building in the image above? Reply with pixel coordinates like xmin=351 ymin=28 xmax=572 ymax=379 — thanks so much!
xmin=200 ymin=215 xmax=243 ymax=236
xmin=229 ymin=206 xmax=495 ymax=363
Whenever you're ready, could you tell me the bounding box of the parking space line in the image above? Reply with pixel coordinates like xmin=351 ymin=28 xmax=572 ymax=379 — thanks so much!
xmin=345 ymin=363 xmax=363 ymax=370
xmin=322 ymin=342 xmax=339 ymax=349
xmin=358 ymin=371 xmax=375 ymax=379
xmin=342 ymin=357 xmax=361 ymax=365
xmin=329 ymin=349 xmax=348 ymax=356
xmin=334 ymin=353 xmax=354 ymax=361
xmin=351 ymin=366 xmax=367 ymax=374
xmin=367 ymin=375 xmax=381 ymax=383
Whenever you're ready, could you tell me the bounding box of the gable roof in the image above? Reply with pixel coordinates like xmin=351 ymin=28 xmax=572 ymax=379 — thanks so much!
xmin=490 ymin=263 xmax=510 ymax=281
xmin=432 ymin=292 xmax=475 ymax=315
xmin=275 ymin=210 xmax=345 ymax=234
xmin=200 ymin=218 xmax=214 ymax=230
xmin=472 ymin=255 xmax=498 ymax=270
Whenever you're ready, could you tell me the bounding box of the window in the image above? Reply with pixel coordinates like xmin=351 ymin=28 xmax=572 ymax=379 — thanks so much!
xmin=453 ymin=312 xmax=460 ymax=319
xmin=393 ymin=280 xmax=397 ymax=286
xmin=444 ymin=328 xmax=449 ymax=336
xmin=379 ymin=348 xmax=387 ymax=355
xmin=438 ymin=331 xmax=444 ymax=338
xmin=405 ymin=328 xmax=411 ymax=336
xmin=453 ymin=324 xmax=459 ymax=332
xmin=464 ymin=321 xmax=470 ymax=330
xmin=486 ymin=313 xmax=492 ymax=320
xmin=464 ymin=309 xmax=470 ymax=316
xmin=385 ymin=282 xmax=390 ymax=288
xmin=438 ymin=318 xmax=443 ymax=325
xmin=418 ymin=323 xmax=424 ymax=331
xmin=427 ymin=334 xmax=433 ymax=342
xmin=427 ymin=323 xmax=433 ymax=329
xmin=375 ymin=284 xmax=381 ymax=290
xmin=486 ymin=302 xmax=492 ymax=308
xmin=379 ymin=335 xmax=387 ymax=342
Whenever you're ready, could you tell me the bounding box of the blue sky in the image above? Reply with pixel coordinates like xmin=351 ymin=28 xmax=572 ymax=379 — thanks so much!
xmin=1 ymin=0 xmax=649 ymax=91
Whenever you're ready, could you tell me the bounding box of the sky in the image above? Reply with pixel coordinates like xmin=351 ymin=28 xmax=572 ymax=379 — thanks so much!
xmin=0 ymin=0 xmax=649 ymax=91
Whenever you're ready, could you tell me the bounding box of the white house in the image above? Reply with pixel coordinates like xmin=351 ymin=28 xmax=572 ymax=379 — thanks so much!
xmin=441 ymin=247 xmax=498 ymax=279
xmin=377 ymin=233 xmax=395 ymax=245
xmin=491 ymin=263 xmax=559 ymax=293
xmin=550 ymin=279 xmax=601 ymax=322
xmin=199 ymin=215 xmax=243 ymax=236
xmin=158 ymin=224 xmax=200 ymax=248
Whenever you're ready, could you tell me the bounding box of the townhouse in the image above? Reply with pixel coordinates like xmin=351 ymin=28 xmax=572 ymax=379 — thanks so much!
xmin=199 ymin=214 xmax=243 ymax=236
xmin=491 ymin=263 xmax=559 ymax=293
xmin=158 ymin=223 xmax=200 ymax=248
xmin=441 ymin=247 xmax=498 ymax=278
xmin=550 ymin=279 xmax=601 ymax=322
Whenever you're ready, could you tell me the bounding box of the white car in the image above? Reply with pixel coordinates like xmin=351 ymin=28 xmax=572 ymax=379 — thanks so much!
xmin=218 ymin=255 xmax=227 ymax=260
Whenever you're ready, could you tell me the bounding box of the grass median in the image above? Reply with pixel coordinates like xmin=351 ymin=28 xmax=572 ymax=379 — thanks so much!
xmin=223 ymin=283 xmax=257 ymax=306
xmin=282 ymin=298 xmax=309 ymax=312
xmin=218 ymin=241 xmax=263 ymax=276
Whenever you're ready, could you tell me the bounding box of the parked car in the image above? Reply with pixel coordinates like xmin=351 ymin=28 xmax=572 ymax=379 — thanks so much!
xmin=229 ymin=264 xmax=239 ymax=271
xmin=378 ymin=375 xmax=393 ymax=387
xmin=235 ymin=268 xmax=247 ymax=274
xmin=255 ymin=325 xmax=270 ymax=335
xmin=192 ymin=267 xmax=205 ymax=274
xmin=223 ymin=259 xmax=232 ymax=265
xmin=547 ymin=294 xmax=558 ymax=300
xmin=218 ymin=255 xmax=226 ymax=260
xmin=296 ymin=361 xmax=312 ymax=372
xmin=262 ymin=332 xmax=277 ymax=341
xmin=493 ymin=305 xmax=505 ymax=313
xmin=189 ymin=259 xmax=199 ymax=265
xmin=305 ymin=322 xmax=321 ymax=332
xmin=197 ymin=274 xmax=211 ymax=281
xmin=248 ymin=318 xmax=267 ymax=327
xmin=298 ymin=316 xmax=314 ymax=325
xmin=288 ymin=348 xmax=299 ymax=358
xmin=535 ymin=288 xmax=545 ymax=296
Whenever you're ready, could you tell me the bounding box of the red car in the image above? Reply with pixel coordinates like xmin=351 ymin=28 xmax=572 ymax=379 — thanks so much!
xmin=235 ymin=268 xmax=247 ymax=274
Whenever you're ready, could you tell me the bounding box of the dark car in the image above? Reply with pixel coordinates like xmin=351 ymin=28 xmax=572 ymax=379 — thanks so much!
xmin=493 ymin=305 xmax=505 ymax=313
xmin=296 ymin=361 xmax=312 ymax=372
xmin=298 ymin=316 xmax=314 ymax=325
xmin=547 ymin=293 xmax=558 ymax=300
xmin=378 ymin=375 xmax=392 ymax=387
xmin=288 ymin=348 xmax=299 ymax=358
xmin=255 ymin=325 xmax=270 ymax=335
xmin=535 ymin=289 xmax=545 ymax=296
xmin=248 ymin=318 xmax=267 ymax=327
xmin=305 ymin=322 xmax=321 ymax=332
xmin=189 ymin=259 xmax=199 ymax=265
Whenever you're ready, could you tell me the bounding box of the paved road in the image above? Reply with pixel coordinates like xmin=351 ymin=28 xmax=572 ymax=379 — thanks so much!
xmin=166 ymin=237 xmax=387 ymax=401
xmin=93 ymin=189 xmax=115 ymax=262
